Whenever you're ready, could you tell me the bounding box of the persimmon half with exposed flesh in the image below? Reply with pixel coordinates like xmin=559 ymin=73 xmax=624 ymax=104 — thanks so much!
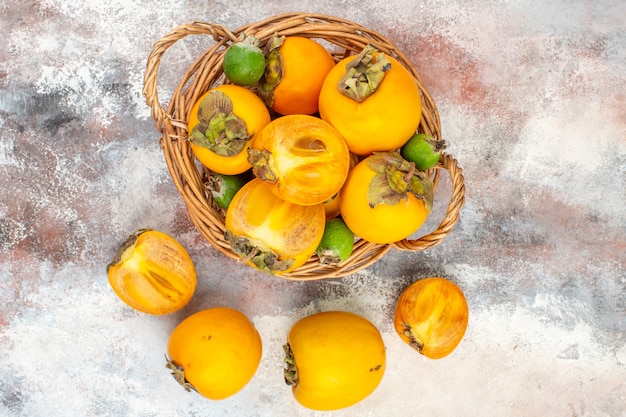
xmin=394 ymin=277 xmax=469 ymax=359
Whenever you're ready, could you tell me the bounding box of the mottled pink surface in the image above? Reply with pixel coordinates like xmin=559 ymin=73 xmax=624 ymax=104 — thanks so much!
xmin=1 ymin=1 xmax=625 ymax=416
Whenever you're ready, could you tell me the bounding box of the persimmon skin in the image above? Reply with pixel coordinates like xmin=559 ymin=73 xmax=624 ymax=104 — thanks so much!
xmin=322 ymin=192 xmax=341 ymax=219
xmin=271 ymin=36 xmax=336 ymax=115
xmin=394 ymin=277 xmax=469 ymax=359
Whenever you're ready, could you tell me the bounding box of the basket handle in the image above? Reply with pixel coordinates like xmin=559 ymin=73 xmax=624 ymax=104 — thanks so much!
xmin=391 ymin=152 xmax=465 ymax=252
xmin=142 ymin=21 xmax=239 ymax=129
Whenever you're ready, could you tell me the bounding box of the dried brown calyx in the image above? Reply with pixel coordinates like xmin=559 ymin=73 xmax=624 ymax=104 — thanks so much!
xmin=283 ymin=343 xmax=298 ymax=386
xmin=165 ymin=355 xmax=197 ymax=392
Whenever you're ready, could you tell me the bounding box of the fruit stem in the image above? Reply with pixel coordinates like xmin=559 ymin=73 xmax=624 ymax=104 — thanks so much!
xmin=247 ymin=149 xmax=278 ymax=183
xmin=241 ymin=247 xmax=260 ymax=264
xmin=317 ymin=248 xmax=341 ymax=265
xmin=189 ymin=90 xmax=249 ymax=156
xmin=239 ymin=33 xmax=260 ymax=48
xmin=403 ymin=161 xmax=416 ymax=183
xmin=224 ymin=231 xmax=293 ymax=274
xmin=258 ymin=33 xmax=286 ymax=107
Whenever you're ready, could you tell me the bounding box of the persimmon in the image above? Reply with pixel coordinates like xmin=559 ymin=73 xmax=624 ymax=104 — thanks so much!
xmin=339 ymin=152 xmax=433 ymax=244
xmin=224 ymin=178 xmax=325 ymax=274
xmin=107 ymin=229 xmax=196 ymax=315
xmin=258 ymin=35 xmax=335 ymax=115
xmin=318 ymin=44 xmax=422 ymax=155
xmin=249 ymin=114 xmax=350 ymax=206
xmin=187 ymin=84 xmax=271 ymax=175
xmin=394 ymin=277 xmax=469 ymax=359
xmin=166 ymin=307 xmax=262 ymax=399
xmin=284 ymin=311 xmax=386 ymax=410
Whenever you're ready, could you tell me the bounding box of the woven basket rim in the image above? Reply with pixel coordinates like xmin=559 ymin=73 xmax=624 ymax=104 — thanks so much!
xmin=142 ymin=13 xmax=465 ymax=280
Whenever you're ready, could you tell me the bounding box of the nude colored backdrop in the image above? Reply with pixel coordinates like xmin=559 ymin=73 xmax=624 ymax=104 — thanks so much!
xmin=1 ymin=1 xmax=625 ymax=416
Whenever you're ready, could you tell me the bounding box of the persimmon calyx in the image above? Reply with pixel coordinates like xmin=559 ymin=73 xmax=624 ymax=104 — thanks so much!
xmin=338 ymin=44 xmax=391 ymax=103
xmin=366 ymin=152 xmax=434 ymax=211
xmin=283 ymin=343 xmax=299 ymax=386
xmin=224 ymin=231 xmax=293 ymax=273
xmin=423 ymin=134 xmax=447 ymax=154
xmin=165 ymin=355 xmax=197 ymax=392
xmin=402 ymin=322 xmax=425 ymax=353
xmin=238 ymin=33 xmax=261 ymax=48
xmin=247 ymin=148 xmax=278 ymax=182
xmin=189 ymin=90 xmax=250 ymax=156
xmin=106 ymin=228 xmax=151 ymax=272
xmin=257 ymin=33 xmax=285 ymax=107
xmin=317 ymin=248 xmax=341 ymax=265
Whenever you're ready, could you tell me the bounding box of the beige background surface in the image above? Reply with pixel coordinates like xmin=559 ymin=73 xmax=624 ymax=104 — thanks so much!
xmin=1 ymin=1 xmax=625 ymax=416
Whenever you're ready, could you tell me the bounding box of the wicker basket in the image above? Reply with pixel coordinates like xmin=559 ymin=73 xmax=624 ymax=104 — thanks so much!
xmin=142 ymin=12 xmax=465 ymax=280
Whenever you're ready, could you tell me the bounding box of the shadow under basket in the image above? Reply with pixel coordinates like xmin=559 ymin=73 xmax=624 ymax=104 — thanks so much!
xmin=142 ymin=12 xmax=465 ymax=281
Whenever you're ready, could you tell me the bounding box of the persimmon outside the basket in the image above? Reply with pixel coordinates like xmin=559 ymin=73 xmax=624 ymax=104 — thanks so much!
xmin=142 ymin=12 xmax=465 ymax=280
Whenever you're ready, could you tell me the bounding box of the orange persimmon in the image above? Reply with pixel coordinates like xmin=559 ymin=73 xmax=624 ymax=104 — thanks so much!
xmin=319 ymin=44 xmax=422 ymax=155
xmin=107 ymin=229 xmax=196 ymax=315
xmin=258 ymin=35 xmax=335 ymax=115
xmin=166 ymin=307 xmax=262 ymax=399
xmin=394 ymin=277 xmax=469 ymax=359
xmin=187 ymin=84 xmax=271 ymax=175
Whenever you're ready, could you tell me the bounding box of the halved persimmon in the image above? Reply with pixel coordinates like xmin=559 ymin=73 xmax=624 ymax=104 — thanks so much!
xmin=394 ymin=277 xmax=469 ymax=359
xmin=249 ymin=114 xmax=350 ymax=206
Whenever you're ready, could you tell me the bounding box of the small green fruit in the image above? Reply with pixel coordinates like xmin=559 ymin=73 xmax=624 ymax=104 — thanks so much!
xmin=206 ymin=173 xmax=247 ymax=210
xmin=316 ymin=218 xmax=355 ymax=265
xmin=222 ymin=35 xmax=266 ymax=86
xmin=400 ymin=133 xmax=446 ymax=171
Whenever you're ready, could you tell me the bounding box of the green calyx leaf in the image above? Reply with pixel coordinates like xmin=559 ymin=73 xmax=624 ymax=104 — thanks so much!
xmin=189 ymin=90 xmax=250 ymax=156
xmin=224 ymin=230 xmax=293 ymax=274
xmin=338 ymin=44 xmax=391 ymax=102
xmin=257 ymin=33 xmax=285 ymax=107
xmin=366 ymin=152 xmax=434 ymax=212
xmin=247 ymin=148 xmax=278 ymax=183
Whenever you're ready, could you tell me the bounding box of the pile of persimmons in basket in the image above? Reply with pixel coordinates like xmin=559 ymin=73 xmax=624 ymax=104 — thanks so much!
xmin=193 ymin=33 xmax=446 ymax=275
xmin=107 ymin=28 xmax=469 ymax=412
